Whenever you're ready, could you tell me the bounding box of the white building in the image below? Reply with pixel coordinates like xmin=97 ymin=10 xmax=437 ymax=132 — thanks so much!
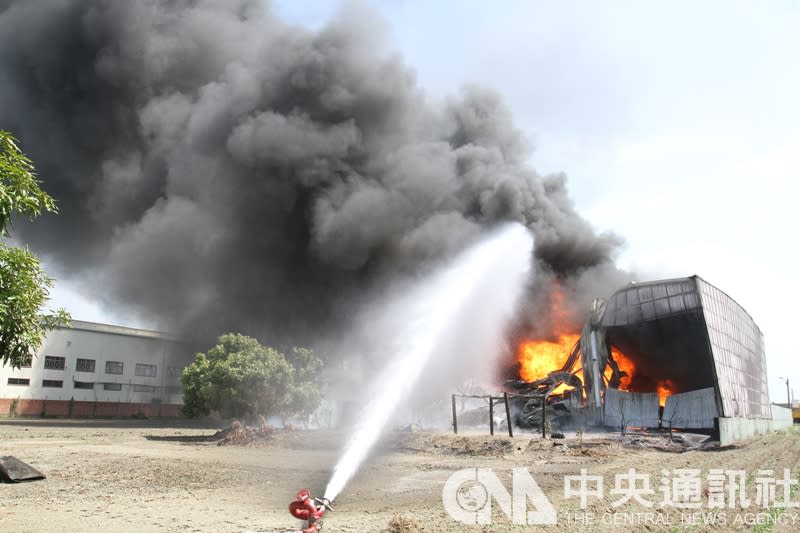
xmin=0 ymin=320 xmax=192 ymax=417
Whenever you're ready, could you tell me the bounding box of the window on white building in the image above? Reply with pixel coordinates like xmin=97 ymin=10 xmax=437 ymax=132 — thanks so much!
xmin=76 ymin=358 xmax=96 ymax=372
xmin=167 ymin=366 xmax=184 ymax=378
xmin=8 ymin=377 xmax=30 ymax=386
xmin=135 ymin=363 xmax=157 ymax=377
xmin=103 ymin=383 xmax=122 ymax=391
xmin=133 ymin=384 xmax=154 ymax=392
xmin=42 ymin=379 xmax=63 ymax=388
xmin=44 ymin=356 xmax=66 ymax=370
xmin=74 ymin=381 xmax=94 ymax=389
xmin=105 ymin=361 xmax=124 ymax=375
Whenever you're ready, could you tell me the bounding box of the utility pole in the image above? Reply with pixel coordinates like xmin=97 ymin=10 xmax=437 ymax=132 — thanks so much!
xmin=779 ymin=377 xmax=790 ymax=408
xmin=787 ymin=378 xmax=791 ymax=408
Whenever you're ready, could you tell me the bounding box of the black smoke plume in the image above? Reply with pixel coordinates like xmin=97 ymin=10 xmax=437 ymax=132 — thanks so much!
xmin=0 ymin=0 xmax=628 ymax=346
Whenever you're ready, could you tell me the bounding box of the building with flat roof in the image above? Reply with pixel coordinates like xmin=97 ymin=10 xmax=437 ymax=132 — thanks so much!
xmin=0 ymin=320 xmax=192 ymax=417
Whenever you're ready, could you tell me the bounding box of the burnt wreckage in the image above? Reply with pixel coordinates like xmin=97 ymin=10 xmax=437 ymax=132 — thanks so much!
xmin=509 ymin=275 xmax=770 ymax=433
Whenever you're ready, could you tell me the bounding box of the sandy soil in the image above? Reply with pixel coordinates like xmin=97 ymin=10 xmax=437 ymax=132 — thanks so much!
xmin=1 ymin=419 xmax=798 ymax=532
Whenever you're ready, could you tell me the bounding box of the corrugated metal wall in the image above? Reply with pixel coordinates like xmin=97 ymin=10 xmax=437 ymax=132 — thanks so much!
xmin=662 ymin=387 xmax=718 ymax=428
xmin=604 ymin=388 xmax=660 ymax=428
xmin=603 ymin=277 xmax=702 ymax=326
xmin=600 ymin=276 xmax=770 ymax=422
xmin=695 ymin=277 xmax=770 ymax=419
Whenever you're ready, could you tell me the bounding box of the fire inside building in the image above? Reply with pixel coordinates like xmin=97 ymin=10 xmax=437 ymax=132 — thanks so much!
xmin=507 ymin=275 xmax=792 ymax=445
xmin=1 ymin=275 xmax=791 ymax=447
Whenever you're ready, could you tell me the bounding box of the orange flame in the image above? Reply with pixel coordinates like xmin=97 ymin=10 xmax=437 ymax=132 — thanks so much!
xmin=517 ymin=283 xmax=580 ymax=387
xmin=548 ymin=285 xmax=572 ymax=327
xmin=515 ymin=284 xmax=678 ymax=405
xmin=518 ymin=333 xmax=580 ymax=382
xmin=611 ymin=347 xmax=636 ymax=390
xmin=656 ymin=380 xmax=674 ymax=407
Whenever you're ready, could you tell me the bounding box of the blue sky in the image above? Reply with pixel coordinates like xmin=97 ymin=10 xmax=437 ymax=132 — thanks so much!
xmin=51 ymin=0 xmax=799 ymax=403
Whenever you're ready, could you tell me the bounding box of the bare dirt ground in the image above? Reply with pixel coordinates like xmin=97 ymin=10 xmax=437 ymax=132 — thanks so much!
xmin=1 ymin=419 xmax=798 ymax=532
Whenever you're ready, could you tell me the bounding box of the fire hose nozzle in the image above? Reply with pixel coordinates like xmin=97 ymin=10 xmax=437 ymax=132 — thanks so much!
xmin=314 ymin=497 xmax=334 ymax=512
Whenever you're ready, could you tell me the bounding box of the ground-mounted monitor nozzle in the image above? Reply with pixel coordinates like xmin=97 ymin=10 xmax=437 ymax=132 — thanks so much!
xmin=289 ymin=488 xmax=330 ymax=533
xmin=314 ymin=497 xmax=333 ymax=512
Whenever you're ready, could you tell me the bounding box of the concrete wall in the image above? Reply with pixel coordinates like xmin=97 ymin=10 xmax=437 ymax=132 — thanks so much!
xmin=0 ymin=398 xmax=181 ymax=418
xmin=717 ymin=405 xmax=794 ymax=446
xmin=772 ymin=404 xmax=793 ymax=430
xmin=717 ymin=417 xmax=773 ymax=446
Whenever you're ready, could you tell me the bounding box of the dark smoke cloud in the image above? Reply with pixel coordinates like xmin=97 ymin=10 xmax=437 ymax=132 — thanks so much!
xmin=0 ymin=0 xmax=628 ymax=345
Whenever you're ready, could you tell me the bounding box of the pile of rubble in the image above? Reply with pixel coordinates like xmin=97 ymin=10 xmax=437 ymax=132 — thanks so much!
xmin=385 ymin=515 xmax=420 ymax=533
xmin=217 ymin=417 xmax=275 ymax=447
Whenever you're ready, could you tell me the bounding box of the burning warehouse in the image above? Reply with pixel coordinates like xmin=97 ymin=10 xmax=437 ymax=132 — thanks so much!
xmin=509 ymin=275 xmax=782 ymax=444
xmin=0 ymin=1 xmax=791 ymax=451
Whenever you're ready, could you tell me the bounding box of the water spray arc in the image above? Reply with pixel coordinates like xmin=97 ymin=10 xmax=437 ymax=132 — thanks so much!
xmin=322 ymin=223 xmax=534 ymax=504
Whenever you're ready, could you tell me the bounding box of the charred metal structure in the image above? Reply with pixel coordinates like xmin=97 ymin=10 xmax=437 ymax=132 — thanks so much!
xmin=600 ymin=275 xmax=769 ymax=420
xmin=509 ymin=276 xmax=776 ymax=439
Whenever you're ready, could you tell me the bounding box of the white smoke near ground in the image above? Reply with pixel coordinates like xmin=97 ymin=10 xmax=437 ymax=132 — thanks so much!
xmin=0 ymin=1 xmax=629 ymax=348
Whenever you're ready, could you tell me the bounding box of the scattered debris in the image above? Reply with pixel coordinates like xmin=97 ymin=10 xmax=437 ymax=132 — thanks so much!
xmin=217 ymin=417 xmax=275 ymax=447
xmin=0 ymin=456 xmax=46 ymax=483
xmin=384 ymin=515 xmax=420 ymax=533
xmin=616 ymin=432 xmax=708 ymax=453
xmin=445 ymin=437 xmax=514 ymax=456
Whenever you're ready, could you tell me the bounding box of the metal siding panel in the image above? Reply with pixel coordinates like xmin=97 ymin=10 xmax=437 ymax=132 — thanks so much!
xmin=696 ymin=277 xmax=770 ymax=419
xmin=604 ymin=388 xmax=660 ymax=428
xmin=662 ymin=387 xmax=718 ymax=429
xmin=602 ymin=278 xmax=703 ymax=326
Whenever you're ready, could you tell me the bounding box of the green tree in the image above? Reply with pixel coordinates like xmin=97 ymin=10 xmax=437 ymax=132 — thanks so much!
xmin=0 ymin=130 xmax=69 ymax=367
xmin=285 ymin=346 xmax=325 ymax=425
xmin=181 ymin=333 xmax=324 ymax=420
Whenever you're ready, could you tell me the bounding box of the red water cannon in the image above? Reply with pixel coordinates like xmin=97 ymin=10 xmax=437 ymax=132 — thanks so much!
xmin=288 ymin=488 xmax=333 ymax=533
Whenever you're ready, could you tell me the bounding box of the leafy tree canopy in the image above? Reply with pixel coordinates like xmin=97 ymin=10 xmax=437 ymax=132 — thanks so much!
xmin=181 ymin=333 xmax=324 ymax=421
xmin=0 ymin=131 xmax=57 ymax=235
xmin=286 ymin=346 xmax=325 ymax=423
xmin=0 ymin=130 xmax=69 ymax=367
